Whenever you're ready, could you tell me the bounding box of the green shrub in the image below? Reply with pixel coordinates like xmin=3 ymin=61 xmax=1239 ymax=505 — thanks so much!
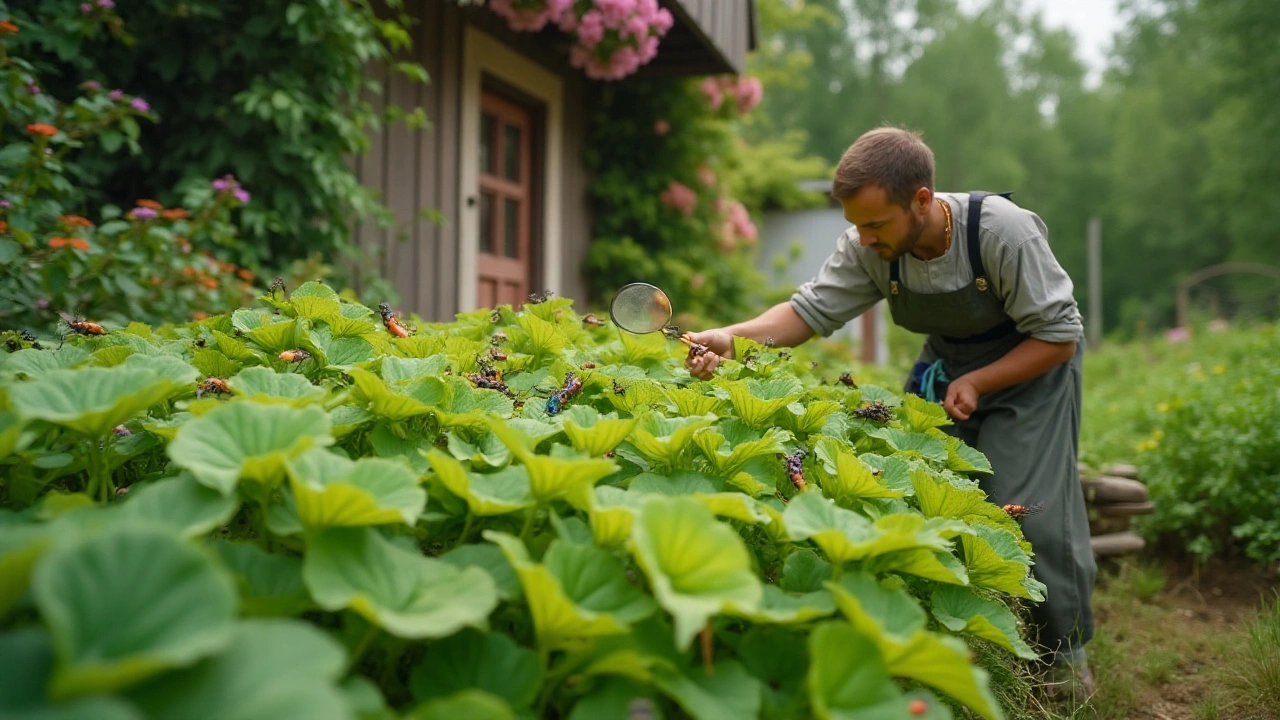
xmin=1136 ymin=325 xmax=1280 ymax=565
xmin=1 ymin=286 xmax=1046 ymax=720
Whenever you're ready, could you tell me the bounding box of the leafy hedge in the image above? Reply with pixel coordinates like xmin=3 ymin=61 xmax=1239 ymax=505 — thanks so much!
xmin=1135 ymin=325 xmax=1280 ymax=565
xmin=0 ymin=288 xmax=1047 ymax=720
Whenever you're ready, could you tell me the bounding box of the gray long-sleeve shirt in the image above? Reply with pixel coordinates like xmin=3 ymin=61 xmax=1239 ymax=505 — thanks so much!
xmin=789 ymin=192 xmax=1084 ymax=344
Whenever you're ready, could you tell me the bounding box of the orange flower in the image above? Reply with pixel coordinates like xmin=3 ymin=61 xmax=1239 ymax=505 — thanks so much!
xmin=70 ymin=238 xmax=90 ymax=252
xmin=49 ymin=237 xmax=72 ymax=248
xmin=26 ymin=124 xmax=58 ymax=137
xmin=182 ymin=266 xmax=195 ymax=278
xmin=199 ymin=277 xmax=218 ymax=289
xmin=0 ymin=21 xmax=18 ymax=35
xmin=236 ymin=268 xmax=255 ymax=282
xmin=60 ymin=214 xmax=94 ymax=228
xmin=136 ymin=199 xmax=163 ymax=210
xmin=193 ymin=311 xmax=209 ymax=321
xmin=150 ymin=276 xmax=161 ymax=286
xmin=161 ymin=208 xmax=189 ymax=220
xmin=0 ymin=221 xmax=7 ymax=234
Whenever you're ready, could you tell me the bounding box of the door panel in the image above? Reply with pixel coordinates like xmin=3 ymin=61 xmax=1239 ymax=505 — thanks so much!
xmin=477 ymin=91 xmax=533 ymax=310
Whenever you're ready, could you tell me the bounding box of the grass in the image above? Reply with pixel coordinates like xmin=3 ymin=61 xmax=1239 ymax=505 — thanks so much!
xmin=1217 ymin=591 xmax=1280 ymax=718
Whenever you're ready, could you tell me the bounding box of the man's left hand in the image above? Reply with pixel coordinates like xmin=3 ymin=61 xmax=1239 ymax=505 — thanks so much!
xmin=943 ymin=377 xmax=980 ymax=421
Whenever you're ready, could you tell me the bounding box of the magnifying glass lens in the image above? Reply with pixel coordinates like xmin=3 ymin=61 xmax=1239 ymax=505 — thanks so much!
xmin=609 ymin=282 xmax=672 ymax=334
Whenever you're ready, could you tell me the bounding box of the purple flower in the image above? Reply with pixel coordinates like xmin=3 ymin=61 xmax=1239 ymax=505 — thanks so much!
xmin=81 ymin=3 xmax=93 ymax=14
xmin=129 ymin=207 xmax=158 ymax=220
xmin=80 ymin=80 xmax=102 ymax=92
xmin=98 ymin=0 xmax=115 ymax=8
xmin=109 ymin=89 xmax=124 ymax=101
xmin=130 ymin=98 xmax=150 ymax=113
xmin=212 ymin=177 xmax=232 ymax=192
xmin=233 ymin=188 xmax=251 ymax=204
xmin=26 ymin=82 xmax=40 ymax=95
xmin=0 ymin=200 xmax=11 ymax=209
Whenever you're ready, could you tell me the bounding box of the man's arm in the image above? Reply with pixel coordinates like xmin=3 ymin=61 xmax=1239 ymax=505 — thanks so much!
xmin=720 ymin=302 xmax=817 ymax=356
xmin=944 ymin=338 xmax=1076 ymax=420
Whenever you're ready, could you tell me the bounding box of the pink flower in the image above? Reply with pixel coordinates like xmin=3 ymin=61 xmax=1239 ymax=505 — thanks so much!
xmin=81 ymin=3 xmax=93 ymax=14
xmin=1166 ymin=326 xmax=1191 ymax=344
xmin=233 ymin=188 xmax=251 ymax=204
xmin=80 ymin=80 xmax=101 ymax=92
xmin=97 ymin=0 xmax=114 ymax=8
xmin=109 ymin=89 xmax=124 ymax=101
xmin=130 ymin=98 xmax=150 ymax=113
xmin=654 ymin=119 xmax=670 ymax=135
xmin=129 ymin=207 xmax=158 ymax=220
xmin=660 ymin=180 xmax=698 ymax=216
xmin=697 ymin=164 xmax=717 ymax=188
xmin=735 ymin=76 xmax=764 ymax=114
xmin=212 ymin=175 xmax=234 ymax=192
xmin=700 ymin=77 xmax=723 ymax=110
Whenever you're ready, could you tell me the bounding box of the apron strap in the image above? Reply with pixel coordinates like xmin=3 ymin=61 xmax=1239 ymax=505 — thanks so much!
xmin=966 ymin=191 xmax=1013 ymax=292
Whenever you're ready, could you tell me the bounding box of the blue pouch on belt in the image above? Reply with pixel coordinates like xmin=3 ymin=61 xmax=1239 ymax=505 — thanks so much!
xmin=906 ymin=359 xmax=950 ymax=403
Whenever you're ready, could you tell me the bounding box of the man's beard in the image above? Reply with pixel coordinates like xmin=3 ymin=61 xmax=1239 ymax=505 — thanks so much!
xmin=892 ymin=211 xmax=927 ymax=261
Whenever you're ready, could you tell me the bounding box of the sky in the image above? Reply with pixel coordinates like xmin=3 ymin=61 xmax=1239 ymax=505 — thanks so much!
xmin=1023 ymin=0 xmax=1124 ymax=83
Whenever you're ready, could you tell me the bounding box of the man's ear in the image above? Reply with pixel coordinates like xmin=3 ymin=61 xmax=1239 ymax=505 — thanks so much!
xmin=912 ymin=187 xmax=933 ymax=215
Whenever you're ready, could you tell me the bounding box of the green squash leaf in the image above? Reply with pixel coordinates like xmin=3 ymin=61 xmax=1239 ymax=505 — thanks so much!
xmin=782 ymin=493 xmax=954 ymax=566
xmin=960 ymin=525 xmax=1047 ymax=601
xmin=211 ymin=541 xmax=310 ymax=617
xmin=32 ymin=527 xmax=237 ymax=700
xmin=663 ymin=386 xmax=727 ymax=416
xmin=693 ymin=420 xmax=790 ymax=478
xmin=722 ymin=377 xmax=804 ymax=428
xmin=168 ymin=402 xmax=333 ymax=497
xmin=864 ymin=427 xmax=947 ymax=463
xmin=812 ymin=438 xmax=905 ymax=504
xmin=560 ymin=406 xmax=638 ymax=457
xmin=807 ymin=621 xmax=909 ymax=720
xmin=628 ymin=412 xmax=716 ymax=471
xmin=303 ymin=527 xmax=497 ymax=639
xmin=628 ymin=497 xmax=761 ymax=650
xmin=287 ymin=449 xmax=425 ymax=529
xmin=425 ymin=451 xmax=532 ymax=516
xmin=406 ymin=689 xmax=515 ymax=720
xmin=349 ymin=367 xmax=446 ymax=421
xmin=112 ymin=474 xmax=239 ymax=538
xmin=900 ymin=394 xmax=951 ymax=433
xmin=227 ymin=366 xmax=326 ymax=403
xmin=0 ymin=628 xmax=144 ymax=720
xmin=881 ymin=631 xmax=1004 ymax=720
xmin=9 ymin=366 xmax=187 ymax=437
xmin=654 ymin=661 xmax=763 ymax=720
xmin=0 ymin=347 xmax=90 ymax=379
xmin=409 ymin=629 xmax=542 ymax=709
xmin=931 ymin=586 xmax=1037 ymax=660
xmin=124 ymin=619 xmax=349 ymax=720
xmin=439 ymin=543 xmax=521 ymax=603
xmin=826 ymin=573 xmax=927 ymax=644
xmin=485 ymin=531 xmax=656 ymax=651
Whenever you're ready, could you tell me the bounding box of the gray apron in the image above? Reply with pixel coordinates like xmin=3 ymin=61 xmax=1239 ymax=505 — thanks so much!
xmin=890 ymin=192 xmax=1095 ymax=660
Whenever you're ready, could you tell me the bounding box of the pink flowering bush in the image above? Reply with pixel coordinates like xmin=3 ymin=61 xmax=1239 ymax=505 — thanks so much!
xmin=489 ymin=0 xmax=675 ymax=80
xmin=701 ymin=74 xmax=765 ymax=116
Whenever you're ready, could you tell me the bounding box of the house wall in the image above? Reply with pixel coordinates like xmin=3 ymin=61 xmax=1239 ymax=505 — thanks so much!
xmin=350 ymin=1 xmax=592 ymax=322
xmin=666 ymin=0 xmax=754 ymax=74
xmin=759 ymin=206 xmax=890 ymax=365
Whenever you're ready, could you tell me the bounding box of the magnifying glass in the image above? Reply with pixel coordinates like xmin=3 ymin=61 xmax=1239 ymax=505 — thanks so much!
xmin=609 ymin=282 xmax=708 ymax=355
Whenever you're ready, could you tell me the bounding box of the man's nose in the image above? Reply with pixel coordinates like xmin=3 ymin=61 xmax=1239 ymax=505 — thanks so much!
xmin=859 ymin=233 xmax=877 ymax=246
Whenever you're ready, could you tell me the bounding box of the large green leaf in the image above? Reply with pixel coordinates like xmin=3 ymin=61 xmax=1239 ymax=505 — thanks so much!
xmin=628 ymin=497 xmax=761 ymax=650
xmin=287 ymin=449 xmax=425 ymax=529
xmin=32 ymin=527 xmax=237 ymax=699
xmin=628 ymin=412 xmax=716 ymax=471
xmin=0 ymin=628 xmax=144 ymax=720
xmin=434 ymin=377 xmax=515 ymax=430
xmin=960 ymin=525 xmax=1047 ymax=601
xmin=935 ymin=432 xmax=993 ymax=474
xmin=813 ymin=438 xmax=905 ymax=504
xmin=663 ymin=386 xmax=728 ymax=416
xmin=568 ymin=678 xmax=665 ymax=720
xmin=871 ymin=548 xmax=970 ymax=586
xmin=654 ymin=661 xmax=763 ymax=720
xmin=439 ymin=543 xmax=521 ymax=602
xmin=485 ymin=532 xmax=656 ymax=651
xmin=909 ymin=469 xmax=1016 ymax=532
xmin=112 ymin=474 xmax=239 ymax=538
xmin=303 ymin=527 xmax=497 ymax=639
xmin=731 ymin=585 xmax=837 ymax=624
xmin=349 ymin=367 xmax=446 ymax=421
xmin=406 ymin=690 xmax=515 ymax=720
xmin=808 ymin=622 xmax=910 ymax=720
xmin=9 ymin=366 xmax=186 ymax=437
xmin=211 ymin=541 xmax=310 ymax=617
xmin=0 ymin=521 xmax=51 ymax=619
xmin=488 ymin=421 xmax=616 ymax=504
xmin=0 ymin=347 xmax=90 ymax=378
xmin=880 ymin=631 xmax=1004 ymax=720
xmin=425 ymin=451 xmax=532 ymax=516
xmin=124 ymin=619 xmax=351 ymax=720
xmin=287 ymin=281 xmax=343 ymax=323
xmin=722 ymin=376 xmax=805 ymax=428
xmin=899 ymin=394 xmax=951 ymax=433
xmin=584 ymin=486 xmax=645 ymax=547
xmin=826 ymin=573 xmax=926 ymax=644
xmin=864 ymin=427 xmax=947 ymax=463
xmin=692 ymin=420 xmax=789 ymax=478
xmin=381 ymin=355 xmax=451 ymax=384
xmin=560 ymin=406 xmax=637 ymax=457
xmin=782 ymin=492 xmax=955 ymax=566
xmin=409 ymin=629 xmax=542 ymax=709
xmin=227 ymin=366 xmax=326 ymax=404
xmin=931 ymin=586 xmax=1037 ymax=660
xmin=776 ymin=399 xmax=843 ymax=435
xmin=446 ymin=431 xmax=511 ymax=469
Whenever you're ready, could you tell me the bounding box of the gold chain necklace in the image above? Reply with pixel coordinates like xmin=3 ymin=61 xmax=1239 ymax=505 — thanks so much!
xmin=939 ymin=198 xmax=953 ymax=254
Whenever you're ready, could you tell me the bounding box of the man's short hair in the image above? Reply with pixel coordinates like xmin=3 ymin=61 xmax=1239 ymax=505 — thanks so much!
xmin=831 ymin=126 xmax=935 ymax=208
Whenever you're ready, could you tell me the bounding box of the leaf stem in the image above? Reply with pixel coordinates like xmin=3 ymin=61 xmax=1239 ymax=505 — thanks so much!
xmin=454 ymin=510 xmax=474 ymax=549
xmin=519 ymin=503 xmax=539 ymax=542
xmin=346 ymin=623 xmax=381 ymax=674
xmin=86 ymin=438 xmax=114 ymax=502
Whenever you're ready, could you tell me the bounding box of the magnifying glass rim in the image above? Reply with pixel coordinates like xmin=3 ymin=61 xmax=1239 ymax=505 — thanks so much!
xmin=609 ymin=281 xmax=671 ymax=335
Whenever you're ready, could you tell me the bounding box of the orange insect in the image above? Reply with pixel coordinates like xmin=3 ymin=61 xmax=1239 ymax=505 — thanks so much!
xmin=378 ymin=302 xmax=413 ymax=338
xmin=1002 ymin=503 xmax=1044 ymax=520
xmin=582 ymin=312 xmax=605 ymax=328
xmin=196 ymin=377 xmax=232 ymax=399
xmin=279 ymin=349 xmax=312 ymax=364
xmin=57 ymin=311 xmax=106 ymax=336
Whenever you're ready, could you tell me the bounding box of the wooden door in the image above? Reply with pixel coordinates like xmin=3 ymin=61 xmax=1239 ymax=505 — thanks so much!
xmin=476 ymin=92 xmax=533 ymax=309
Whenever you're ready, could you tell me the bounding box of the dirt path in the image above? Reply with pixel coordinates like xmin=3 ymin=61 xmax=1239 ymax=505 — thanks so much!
xmin=1088 ymin=555 xmax=1279 ymax=720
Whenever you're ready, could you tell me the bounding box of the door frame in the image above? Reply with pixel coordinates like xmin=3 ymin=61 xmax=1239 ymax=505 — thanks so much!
xmin=458 ymin=26 xmax=564 ymax=313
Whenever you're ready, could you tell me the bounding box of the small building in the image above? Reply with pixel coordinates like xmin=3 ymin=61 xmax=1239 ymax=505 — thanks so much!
xmin=758 ymin=179 xmax=890 ymax=365
xmin=350 ymin=0 xmax=757 ymax=320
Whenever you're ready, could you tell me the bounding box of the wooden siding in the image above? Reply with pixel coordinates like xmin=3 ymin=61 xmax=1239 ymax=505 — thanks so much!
xmin=351 ymin=1 xmax=591 ymax=322
xmin=655 ymin=0 xmax=756 ymax=75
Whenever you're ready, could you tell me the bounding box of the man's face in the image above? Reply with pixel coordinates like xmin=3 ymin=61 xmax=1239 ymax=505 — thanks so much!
xmin=839 ymin=184 xmax=927 ymax=261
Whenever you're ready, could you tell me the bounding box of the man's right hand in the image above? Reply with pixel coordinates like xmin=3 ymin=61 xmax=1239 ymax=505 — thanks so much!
xmin=684 ymin=329 xmax=733 ymax=380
